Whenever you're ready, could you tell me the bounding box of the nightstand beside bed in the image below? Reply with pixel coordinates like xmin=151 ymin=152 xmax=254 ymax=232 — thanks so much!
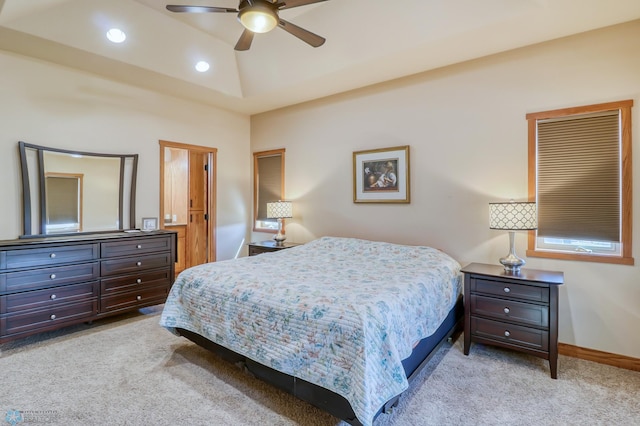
xmin=247 ymin=241 xmax=302 ymax=256
xmin=461 ymin=262 xmax=564 ymax=378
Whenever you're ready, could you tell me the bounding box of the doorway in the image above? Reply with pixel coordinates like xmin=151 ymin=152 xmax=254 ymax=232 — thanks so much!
xmin=159 ymin=140 xmax=216 ymax=276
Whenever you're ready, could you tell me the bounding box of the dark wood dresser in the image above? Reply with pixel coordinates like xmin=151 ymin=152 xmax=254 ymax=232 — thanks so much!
xmin=248 ymin=240 xmax=302 ymax=256
xmin=0 ymin=230 xmax=176 ymax=343
xmin=462 ymin=262 xmax=564 ymax=378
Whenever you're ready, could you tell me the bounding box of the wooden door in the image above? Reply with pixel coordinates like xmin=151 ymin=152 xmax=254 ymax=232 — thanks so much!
xmin=187 ymin=210 xmax=207 ymax=267
xmin=188 ymin=151 xmax=208 ymax=267
xmin=189 ymin=151 xmax=207 ymax=211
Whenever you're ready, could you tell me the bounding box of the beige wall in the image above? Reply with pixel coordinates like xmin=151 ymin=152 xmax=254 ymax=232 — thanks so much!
xmin=0 ymin=50 xmax=251 ymax=261
xmin=251 ymin=21 xmax=640 ymax=358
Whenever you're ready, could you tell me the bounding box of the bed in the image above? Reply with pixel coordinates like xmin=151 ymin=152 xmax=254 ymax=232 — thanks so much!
xmin=159 ymin=236 xmax=463 ymax=426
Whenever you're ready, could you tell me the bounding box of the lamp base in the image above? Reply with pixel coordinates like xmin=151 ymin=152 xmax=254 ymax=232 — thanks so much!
xmin=273 ymin=218 xmax=286 ymax=246
xmin=273 ymin=232 xmax=286 ymax=246
xmin=499 ymin=253 xmax=525 ymax=273
xmin=499 ymin=231 xmax=525 ymax=274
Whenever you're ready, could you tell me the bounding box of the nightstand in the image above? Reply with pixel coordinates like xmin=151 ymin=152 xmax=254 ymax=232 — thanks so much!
xmin=248 ymin=241 xmax=302 ymax=256
xmin=462 ymin=263 xmax=564 ymax=378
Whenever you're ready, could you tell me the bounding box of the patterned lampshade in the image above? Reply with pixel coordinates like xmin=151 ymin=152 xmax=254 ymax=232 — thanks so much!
xmin=266 ymin=201 xmax=293 ymax=219
xmin=489 ymin=202 xmax=537 ymax=230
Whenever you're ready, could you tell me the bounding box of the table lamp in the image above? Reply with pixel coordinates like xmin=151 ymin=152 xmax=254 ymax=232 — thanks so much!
xmin=489 ymin=201 xmax=537 ymax=273
xmin=266 ymin=200 xmax=293 ymax=245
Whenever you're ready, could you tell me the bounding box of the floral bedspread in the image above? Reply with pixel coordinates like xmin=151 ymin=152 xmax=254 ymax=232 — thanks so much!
xmin=160 ymin=236 xmax=462 ymax=426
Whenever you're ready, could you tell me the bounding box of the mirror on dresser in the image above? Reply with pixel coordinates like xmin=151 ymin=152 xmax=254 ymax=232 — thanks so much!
xmin=18 ymin=141 xmax=138 ymax=237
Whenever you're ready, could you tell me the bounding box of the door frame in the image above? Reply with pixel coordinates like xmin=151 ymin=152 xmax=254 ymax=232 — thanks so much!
xmin=159 ymin=140 xmax=217 ymax=263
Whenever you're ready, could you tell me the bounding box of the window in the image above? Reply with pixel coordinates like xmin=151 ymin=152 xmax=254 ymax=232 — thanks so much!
xmin=526 ymin=100 xmax=633 ymax=265
xmin=253 ymin=149 xmax=285 ymax=232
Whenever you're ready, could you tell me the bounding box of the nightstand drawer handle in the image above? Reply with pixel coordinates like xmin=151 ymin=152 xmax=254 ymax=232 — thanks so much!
xmin=136 ymin=295 xmax=142 ymax=301
xmin=50 ymin=253 xmax=56 ymax=259
xmin=137 ymin=278 xmax=142 ymax=284
xmin=50 ymin=274 xmax=56 ymax=280
xmin=50 ymin=294 xmax=57 ymax=300
xmin=503 ymin=287 xmax=511 ymax=293
xmin=504 ymin=307 xmax=510 ymax=314
xmin=136 ymin=261 xmax=142 ymax=266
xmin=504 ymin=330 xmax=511 ymax=337
xmin=137 ymin=244 xmax=142 ymax=249
xmin=50 ymin=314 xmax=56 ymax=320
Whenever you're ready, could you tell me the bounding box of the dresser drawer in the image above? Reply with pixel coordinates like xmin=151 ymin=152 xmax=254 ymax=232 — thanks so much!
xmin=472 ymin=278 xmax=549 ymax=303
xmin=101 ymin=269 xmax=172 ymax=295
xmin=0 ymin=263 xmax=100 ymax=294
xmin=471 ymin=294 xmax=549 ymax=328
xmin=2 ymin=244 xmax=98 ymax=270
xmin=1 ymin=281 xmax=98 ymax=314
xmin=100 ymin=285 xmax=169 ymax=313
xmin=101 ymin=253 xmax=172 ymax=277
xmin=471 ymin=317 xmax=549 ymax=352
xmin=101 ymin=236 xmax=172 ymax=258
xmin=0 ymin=299 xmax=98 ymax=337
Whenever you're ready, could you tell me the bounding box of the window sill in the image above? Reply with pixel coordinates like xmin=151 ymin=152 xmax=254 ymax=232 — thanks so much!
xmin=526 ymin=249 xmax=634 ymax=266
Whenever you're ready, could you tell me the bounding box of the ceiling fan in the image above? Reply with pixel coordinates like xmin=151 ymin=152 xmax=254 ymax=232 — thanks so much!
xmin=166 ymin=0 xmax=329 ymax=51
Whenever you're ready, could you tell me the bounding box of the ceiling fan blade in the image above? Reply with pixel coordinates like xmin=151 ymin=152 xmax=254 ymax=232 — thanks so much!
xmin=279 ymin=0 xmax=329 ymax=10
xmin=235 ymin=29 xmax=255 ymax=51
xmin=278 ymin=19 xmax=325 ymax=47
xmin=166 ymin=5 xmax=237 ymax=13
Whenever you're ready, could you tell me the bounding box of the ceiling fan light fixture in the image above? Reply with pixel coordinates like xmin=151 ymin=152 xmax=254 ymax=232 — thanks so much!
xmin=238 ymin=5 xmax=278 ymax=33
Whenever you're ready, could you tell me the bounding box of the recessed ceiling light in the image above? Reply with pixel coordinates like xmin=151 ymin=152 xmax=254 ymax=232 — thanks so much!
xmin=106 ymin=28 xmax=126 ymax=43
xmin=195 ymin=61 xmax=210 ymax=73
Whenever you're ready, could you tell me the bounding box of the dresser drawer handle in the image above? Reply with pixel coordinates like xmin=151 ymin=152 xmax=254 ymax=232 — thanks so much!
xmin=50 ymin=314 xmax=56 ymax=320
xmin=50 ymin=294 xmax=57 ymax=300
xmin=137 ymin=245 xmax=142 ymax=249
xmin=503 ymin=287 xmax=511 ymax=293
xmin=136 ymin=295 xmax=142 ymax=301
xmin=504 ymin=307 xmax=510 ymax=314
xmin=504 ymin=330 xmax=511 ymax=337
xmin=136 ymin=278 xmax=142 ymax=284
xmin=136 ymin=261 xmax=142 ymax=266
xmin=50 ymin=274 xmax=56 ymax=280
xmin=50 ymin=253 xmax=56 ymax=259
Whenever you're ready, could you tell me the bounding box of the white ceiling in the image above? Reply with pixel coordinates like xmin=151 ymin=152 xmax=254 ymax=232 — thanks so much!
xmin=1 ymin=0 xmax=640 ymax=115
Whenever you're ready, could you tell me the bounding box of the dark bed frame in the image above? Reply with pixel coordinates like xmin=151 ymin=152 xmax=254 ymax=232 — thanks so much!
xmin=176 ymin=296 xmax=464 ymax=425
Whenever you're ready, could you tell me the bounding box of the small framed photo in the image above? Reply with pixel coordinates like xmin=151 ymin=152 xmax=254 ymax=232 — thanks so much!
xmin=353 ymin=145 xmax=410 ymax=203
xmin=141 ymin=217 xmax=158 ymax=231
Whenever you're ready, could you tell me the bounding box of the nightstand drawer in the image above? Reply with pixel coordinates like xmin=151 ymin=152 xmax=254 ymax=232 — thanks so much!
xmin=472 ymin=278 xmax=549 ymax=303
xmin=471 ymin=295 xmax=549 ymax=328
xmin=471 ymin=317 xmax=549 ymax=352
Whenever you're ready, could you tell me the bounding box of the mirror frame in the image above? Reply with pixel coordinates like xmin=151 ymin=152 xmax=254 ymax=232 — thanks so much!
xmin=18 ymin=141 xmax=138 ymax=237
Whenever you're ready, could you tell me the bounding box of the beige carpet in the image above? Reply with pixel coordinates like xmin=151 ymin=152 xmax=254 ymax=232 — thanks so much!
xmin=1 ymin=307 xmax=638 ymax=426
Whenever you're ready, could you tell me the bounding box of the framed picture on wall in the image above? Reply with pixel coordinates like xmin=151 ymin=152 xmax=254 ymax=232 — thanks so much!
xmin=353 ymin=145 xmax=410 ymax=203
xmin=142 ymin=217 xmax=158 ymax=231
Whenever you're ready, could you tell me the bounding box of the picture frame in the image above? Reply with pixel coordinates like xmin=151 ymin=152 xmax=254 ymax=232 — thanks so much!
xmin=142 ymin=217 xmax=158 ymax=231
xmin=353 ymin=145 xmax=410 ymax=203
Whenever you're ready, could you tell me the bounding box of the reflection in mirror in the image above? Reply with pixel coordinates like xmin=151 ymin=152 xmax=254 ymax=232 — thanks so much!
xmin=163 ymin=147 xmax=188 ymax=225
xmin=45 ymin=173 xmax=83 ymax=234
xmin=19 ymin=141 xmax=138 ymax=237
